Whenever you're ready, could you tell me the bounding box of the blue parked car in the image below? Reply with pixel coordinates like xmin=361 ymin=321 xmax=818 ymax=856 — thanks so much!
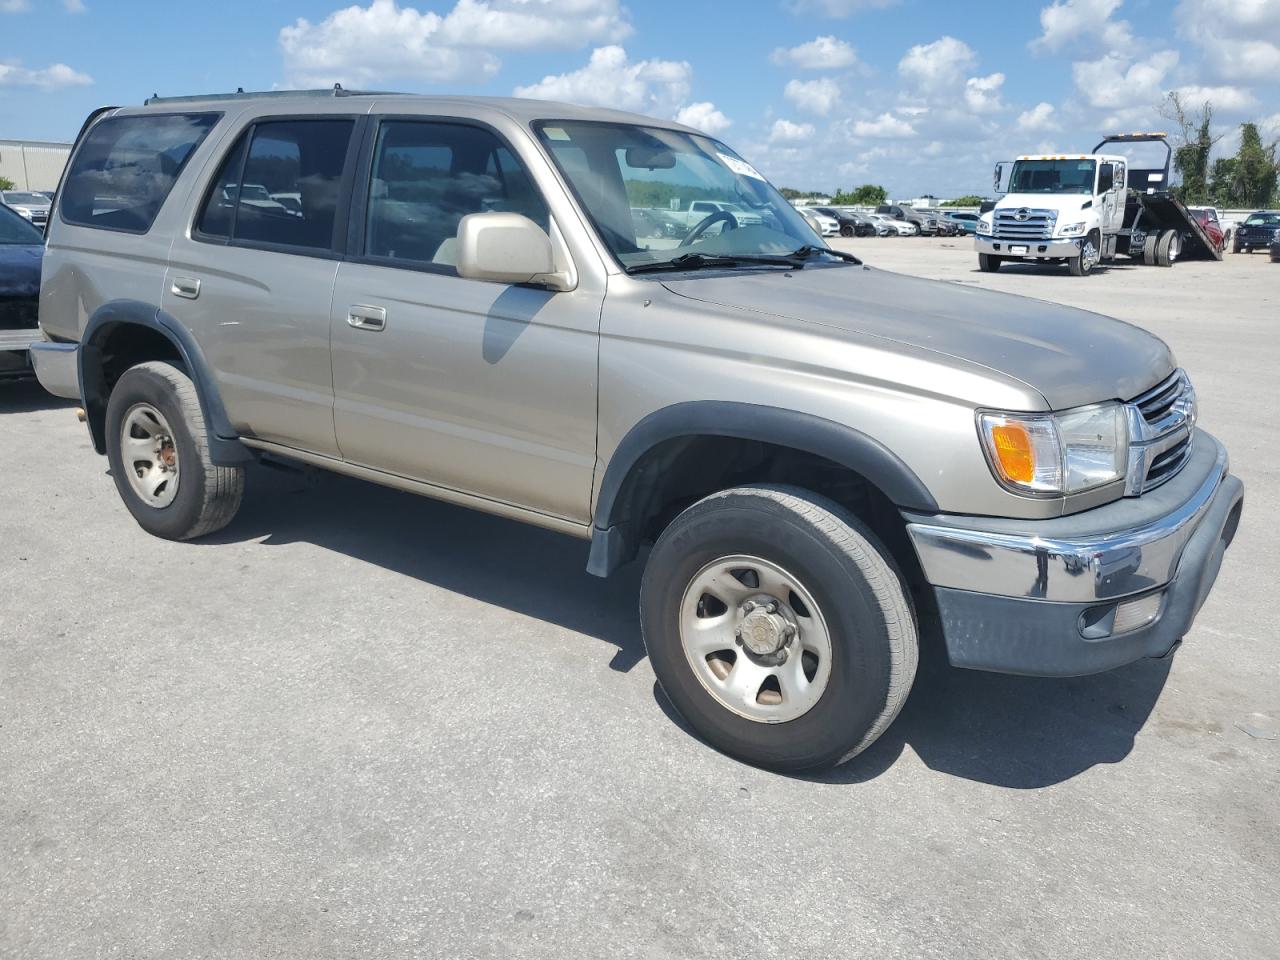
xmin=0 ymin=203 xmax=44 ymax=381
xmin=942 ymin=211 xmax=980 ymax=235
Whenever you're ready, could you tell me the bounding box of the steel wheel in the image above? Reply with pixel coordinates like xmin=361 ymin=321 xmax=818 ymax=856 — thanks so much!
xmin=679 ymin=554 xmax=833 ymax=723
xmin=119 ymin=402 xmax=180 ymax=508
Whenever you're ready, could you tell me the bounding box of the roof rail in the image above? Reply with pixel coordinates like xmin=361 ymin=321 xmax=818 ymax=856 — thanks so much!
xmin=143 ymin=84 xmax=405 ymax=106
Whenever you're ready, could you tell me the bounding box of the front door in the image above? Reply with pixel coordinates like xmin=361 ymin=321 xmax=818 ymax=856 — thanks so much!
xmin=329 ymin=118 xmax=602 ymax=523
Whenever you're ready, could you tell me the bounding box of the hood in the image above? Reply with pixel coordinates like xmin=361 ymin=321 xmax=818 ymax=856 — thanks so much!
xmin=660 ymin=264 xmax=1173 ymax=410
xmin=994 ymin=193 xmax=1094 ymax=215
xmin=0 ymin=243 xmax=43 ymax=297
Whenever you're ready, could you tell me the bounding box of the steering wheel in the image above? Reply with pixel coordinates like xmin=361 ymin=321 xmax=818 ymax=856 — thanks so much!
xmin=682 ymin=210 xmax=738 ymax=246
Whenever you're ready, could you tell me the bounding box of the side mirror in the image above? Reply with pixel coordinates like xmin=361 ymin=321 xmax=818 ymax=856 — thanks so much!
xmin=993 ymin=161 xmax=1007 ymax=193
xmin=1098 ymin=163 xmax=1115 ymax=194
xmin=456 ymin=212 xmax=570 ymax=291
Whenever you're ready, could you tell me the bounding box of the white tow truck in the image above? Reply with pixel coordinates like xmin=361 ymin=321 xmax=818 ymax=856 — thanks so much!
xmin=975 ymin=133 xmax=1222 ymax=277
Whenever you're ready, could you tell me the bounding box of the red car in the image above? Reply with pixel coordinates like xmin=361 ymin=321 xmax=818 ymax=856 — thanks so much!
xmin=1189 ymin=206 xmax=1226 ymax=253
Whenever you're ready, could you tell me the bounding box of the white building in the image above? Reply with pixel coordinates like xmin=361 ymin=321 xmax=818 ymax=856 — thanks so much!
xmin=0 ymin=139 xmax=72 ymax=192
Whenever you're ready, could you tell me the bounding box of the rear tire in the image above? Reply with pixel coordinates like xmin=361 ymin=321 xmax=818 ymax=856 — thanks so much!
xmin=640 ymin=485 xmax=918 ymax=772
xmin=1155 ymin=229 xmax=1180 ymax=267
xmin=978 ymin=253 xmax=1002 ymax=272
xmin=1141 ymin=234 xmax=1159 ymax=265
xmin=105 ymin=361 xmax=244 ymax=541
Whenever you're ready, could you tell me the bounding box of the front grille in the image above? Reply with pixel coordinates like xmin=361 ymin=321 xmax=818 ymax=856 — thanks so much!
xmin=1126 ymin=370 xmax=1196 ymax=495
xmin=993 ymin=207 xmax=1056 ymax=240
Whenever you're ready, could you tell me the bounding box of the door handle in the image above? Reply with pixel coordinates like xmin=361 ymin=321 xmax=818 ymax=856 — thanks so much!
xmin=171 ymin=276 xmax=201 ymax=300
xmin=347 ymin=304 xmax=387 ymax=331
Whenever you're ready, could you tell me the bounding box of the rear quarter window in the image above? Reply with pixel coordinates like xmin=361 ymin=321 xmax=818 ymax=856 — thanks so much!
xmin=60 ymin=112 xmax=219 ymax=234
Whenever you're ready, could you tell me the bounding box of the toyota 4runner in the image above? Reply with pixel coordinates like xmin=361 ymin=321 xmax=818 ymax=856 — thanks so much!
xmin=32 ymin=91 xmax=1244 ymax=771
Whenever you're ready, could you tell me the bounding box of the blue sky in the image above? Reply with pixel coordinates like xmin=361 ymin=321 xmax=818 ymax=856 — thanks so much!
xmin=1 ymin=0 xmax=1277 ymax=197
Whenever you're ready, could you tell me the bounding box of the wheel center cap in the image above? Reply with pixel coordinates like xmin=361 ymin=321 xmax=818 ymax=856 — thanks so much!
xmin=739 ymin=608 xmax=791 ymax=656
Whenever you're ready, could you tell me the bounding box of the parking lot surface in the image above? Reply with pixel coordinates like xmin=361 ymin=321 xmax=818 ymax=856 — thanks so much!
xmin=2 ymin=240 xmax=1277 ymax=959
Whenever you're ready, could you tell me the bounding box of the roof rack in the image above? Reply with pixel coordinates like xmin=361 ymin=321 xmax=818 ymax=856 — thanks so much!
xmin=143 ymin=84 xmax=405 ymax=106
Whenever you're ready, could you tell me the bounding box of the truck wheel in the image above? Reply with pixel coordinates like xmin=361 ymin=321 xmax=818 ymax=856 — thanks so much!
xmin=640 ymin=485 xmax=918 ymax=772
xmin=1069 ymin=232 xmax=1100 ymax=276
xmin=978 ymin=253 xmax=1002 ymax=272
xmin=105 ymin=361 xmax=244 ymax=541
xmin=1141 ymin=235 xmax=1159 ymax=265
xmin=1155 ymin=229 xmax=1180 ymax=267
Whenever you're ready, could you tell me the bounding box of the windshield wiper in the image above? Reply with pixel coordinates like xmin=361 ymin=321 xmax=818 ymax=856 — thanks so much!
xmin=786 ymin=244 xmax=861 ymax=265
xmin=626 ymin=252 xmax=803 ymax=274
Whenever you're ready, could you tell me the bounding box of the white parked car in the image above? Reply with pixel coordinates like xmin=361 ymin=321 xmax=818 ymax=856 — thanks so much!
xmin=870 ymin=213 xmax=916 ymax=236
xmin=799 ymin=208 xmax=840 ymax=237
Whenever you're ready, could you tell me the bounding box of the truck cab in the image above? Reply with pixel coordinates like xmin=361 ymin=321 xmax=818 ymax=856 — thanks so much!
xmin=975 ymin=153 xmax=1127 ymax=276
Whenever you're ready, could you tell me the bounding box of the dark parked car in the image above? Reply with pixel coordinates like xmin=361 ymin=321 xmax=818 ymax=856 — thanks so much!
xmin=812 ymin=206 xmax=876 ymax=237
xmin=0 ymin=203 xmax=45 ymax=380
xmin=1233 ymin=211 xmax=1280 ymax=253
xmin=876 ymin=203 xmax=937 ymax=235
xmin=1271 ymin=236 xmax=1280 ymax=263
xmin=631 ymin=207 xmax=682 ymax=240
xmin=924 ymin=211 xmax=959 ymax=236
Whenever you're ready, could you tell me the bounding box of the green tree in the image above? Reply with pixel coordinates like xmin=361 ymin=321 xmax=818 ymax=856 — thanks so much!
xmin=779 ymin=186 xmax=824 ymax=200
xmin=1212 ymin=123 xmax=1278 ymax=207
xmin=1161 ymin=91 xmax=1219 ymax=204
xmin=941 ymin=195 xmax=986 ymax=207
xmin=0 ymin=176 xmax=14 ymax=191
xmin=830 ymin=184 xmax=887 ymax=206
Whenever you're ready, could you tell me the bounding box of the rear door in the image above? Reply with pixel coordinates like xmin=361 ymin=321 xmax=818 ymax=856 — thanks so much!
xmin=163 ymin=115 xmax=361 ymax=456
xmin=328 ymin=117 xmax=602 ymax=522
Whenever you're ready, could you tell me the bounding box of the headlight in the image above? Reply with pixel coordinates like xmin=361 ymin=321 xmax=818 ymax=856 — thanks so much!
xmin=15 ymin=208 xmax=33 ymax=220
xmin=1059 ymin=221 xmax=1087 ymax=236
xmin=976 ymin=218 xmax=992 ymax=235
xmin=978 ymin=402 xmax=1128 ymax=496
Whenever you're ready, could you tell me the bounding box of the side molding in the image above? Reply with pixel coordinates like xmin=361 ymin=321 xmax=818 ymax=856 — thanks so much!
xmin=79 ymin=300 xmax=254 ymax=465
xmin=587 ymin=400 xmax=938 ymax=577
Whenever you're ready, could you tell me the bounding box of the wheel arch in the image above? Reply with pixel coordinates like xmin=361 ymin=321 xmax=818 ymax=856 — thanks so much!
xmin=587 ymin=401 xmax=938 ymax=577
xmin=79 ymin=300 xmax=253 ymax=465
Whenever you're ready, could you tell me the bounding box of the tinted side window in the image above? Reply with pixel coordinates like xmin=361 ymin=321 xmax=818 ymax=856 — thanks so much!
xmin=61 ymin=113 xmax=218 ymax=233
xmin=233 ymin=120 xmax=354 ymax=250
xmin=364 ymin=121 xmax=549 ymax=268
xmin=196 ymin=135 xmax=247 ymax=239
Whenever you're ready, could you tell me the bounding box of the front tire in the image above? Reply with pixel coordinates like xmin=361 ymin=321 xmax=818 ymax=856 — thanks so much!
xmin=840 ymin=224 xmax=854 ymax=238
xmin=1068 ymin=231 xmax=1099 ymax=276
xmin=1155 ymin=229 xmax=1180 ymax=267
xmin=105 ymin=361 xmax=244 ymax=541
xmin=640 ymin=485 xmax=918 ymax=772
xmin=978 ymin=253 xmax=1003 ymax=272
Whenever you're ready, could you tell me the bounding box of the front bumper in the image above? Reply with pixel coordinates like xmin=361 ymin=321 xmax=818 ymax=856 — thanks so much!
xmin=974 ymin=234 xmax=1082 ymax=259
xmin=28 ymin=338 xmax=80 ymax=399
xmin=904 ymin=431 xmax=1243 ymax=676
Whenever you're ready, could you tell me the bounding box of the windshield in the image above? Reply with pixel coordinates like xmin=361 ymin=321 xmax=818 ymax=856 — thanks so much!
xmin=2 ymin=192 xmax=48 ymax=205
xmin=1009 ymin=159 xmax=1096 ymax=194
xmin=0 ymin=205 xmax=44 ymax=243
xmin=535 ymin=120 xmax=819 ymax=270
xmin=1244 ymin=213 xmax=1280 ymax=226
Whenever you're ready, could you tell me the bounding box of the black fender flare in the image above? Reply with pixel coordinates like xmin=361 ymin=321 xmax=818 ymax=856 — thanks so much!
xmin=586 ymin=400 xmax=938 ymax=577
xmin=79 ymin=300 xmax=253 ymax=465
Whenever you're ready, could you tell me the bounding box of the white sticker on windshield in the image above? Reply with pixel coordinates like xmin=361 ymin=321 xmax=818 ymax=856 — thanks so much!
xmin=717 ymin=152 xmax=764 ymax=180
xmin=543 ymin=127 xmax=571 ymax=141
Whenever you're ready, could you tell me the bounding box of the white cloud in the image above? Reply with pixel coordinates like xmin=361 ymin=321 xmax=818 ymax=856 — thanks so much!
xmin=1176 ymin=0 xmax=1280 ymax=80
xmin=675 ymin=101 xmax=731 ymax=134
xmin=279 ymin=0 xmax=630 ymax=87
xmin=852 ymin=112 xmax=916 ymax=138
xmin=436 ymin=0 xmax=630 ymax=49
xmin=1032 ymin=0 xmax=1133 ymax=52
xmin=64 ymin=0 xmax=86 ymax=11
xmin=770 ymin=118 xmax=816 ymax=142
xmin=0 ymin=0 xmax=30 ymax=11
xmin=898 ymin=36 xmax=975 ymax=93
xmin=1017 ymin=101 xmax=1059 ymax=131
xmin=771 ymin=35 xmax=857 ymax=70
xmin=514 ymin=46 xmax=691 ymax=114
xmin=1072 ymin=50 xmax=1178 ymax=110
xmin=783 ymin=77 xmax=841 ymax=115
xmin=1173 ymin=84 xmax=1258 ymax=113
xmin=963 ymin=72 xmax=1005 ymax=113
xmin=0 ymin=61 xmax=92 ymax=89
xmin=789 ymin=0 xmax=897 ymax=15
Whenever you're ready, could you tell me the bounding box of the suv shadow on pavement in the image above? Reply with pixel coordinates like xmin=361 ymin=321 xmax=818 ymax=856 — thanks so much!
xmin=0 ymin=379 xmax=77 ymax=415
xmin=209 ymin=462 xmax=1171 ymax=790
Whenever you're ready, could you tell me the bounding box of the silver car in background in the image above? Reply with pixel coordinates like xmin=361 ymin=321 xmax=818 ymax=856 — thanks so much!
xmin=0 ymin=190 xmax=51 ymax=229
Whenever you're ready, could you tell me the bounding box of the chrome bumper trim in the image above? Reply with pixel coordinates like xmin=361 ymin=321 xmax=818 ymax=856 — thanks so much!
xmin=29 ymin=339 xmax=80 ymax=399
xmin=974 ymin=235 xmax=1082 ymax=258
xmin=906 ymin=436 xmax=1231 ymax=603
